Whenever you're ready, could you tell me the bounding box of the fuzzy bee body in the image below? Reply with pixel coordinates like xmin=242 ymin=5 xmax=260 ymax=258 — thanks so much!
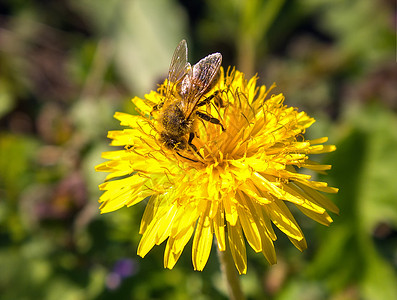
xmin=159 ymin=102 xmax=192 ymax=150
xmin=155 ymin=40 xmax=223 ymax=152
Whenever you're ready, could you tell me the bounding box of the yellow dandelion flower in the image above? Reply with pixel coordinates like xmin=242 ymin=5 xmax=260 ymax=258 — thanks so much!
xmin=96 ymin=43 xmax=338 ymax=275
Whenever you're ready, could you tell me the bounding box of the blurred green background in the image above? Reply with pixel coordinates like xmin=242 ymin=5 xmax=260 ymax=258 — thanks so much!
xmin=0 ymin=0 xmax=396 ymax=299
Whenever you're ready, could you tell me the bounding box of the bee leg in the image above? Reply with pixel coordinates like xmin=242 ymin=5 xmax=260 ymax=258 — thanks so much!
xmin=188 ymin=132 xmax=196 ymax=150
xmin=197 ymin=90 xmax=219 ymax=107
xmin=196 ymin=111 xmax=225 ymax=131
xmin=197 ymin=90 xmax=225 ymax=108
xmin=197 ymin=95 xmax=214 ymax=107
xmin=187 ymin=132 xmax=203 ymax=158
xmin=174 ymin=133 xmax=201 ymax=161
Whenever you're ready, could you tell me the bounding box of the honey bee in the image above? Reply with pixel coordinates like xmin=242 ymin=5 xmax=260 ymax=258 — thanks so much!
xmin=153 ymin=39 xmax=224 ymax=154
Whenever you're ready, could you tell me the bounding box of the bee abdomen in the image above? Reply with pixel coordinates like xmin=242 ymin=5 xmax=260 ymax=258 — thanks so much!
xmin=161 ymin=103 xmax=191 ymax=135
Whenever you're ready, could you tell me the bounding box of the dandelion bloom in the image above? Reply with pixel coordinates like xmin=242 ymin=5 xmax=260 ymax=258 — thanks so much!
xmin=96 ymin=67 xmax=338 ymax=274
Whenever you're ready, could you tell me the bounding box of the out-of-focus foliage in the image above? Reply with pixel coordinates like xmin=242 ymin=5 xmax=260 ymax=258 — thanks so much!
xmin=0 ymin=0 xmax=395 ymax=299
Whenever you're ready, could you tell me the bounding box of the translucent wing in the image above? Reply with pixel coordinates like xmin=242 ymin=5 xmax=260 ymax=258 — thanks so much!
xmin=182 ymin=53 xmax=222 ymax=118
xmin=167 ymin=40 xmax=189 ymax=94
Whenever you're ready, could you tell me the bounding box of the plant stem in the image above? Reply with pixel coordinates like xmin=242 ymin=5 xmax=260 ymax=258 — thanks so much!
xmin=217 ymin=246 xmax=246 ymax=300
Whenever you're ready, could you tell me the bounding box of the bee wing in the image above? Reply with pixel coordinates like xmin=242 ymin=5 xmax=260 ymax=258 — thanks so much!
xmin=167 ymin=40 xmax=189 ymax=97
xmin=182 ymin=53 xmax=222 ymax=118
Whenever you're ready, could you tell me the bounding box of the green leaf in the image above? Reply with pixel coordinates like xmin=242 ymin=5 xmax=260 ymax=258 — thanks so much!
xmin=305 ymin=102 xmax=397 ymax=299
xmin=71 ymin=0 xmax=188 ymax=94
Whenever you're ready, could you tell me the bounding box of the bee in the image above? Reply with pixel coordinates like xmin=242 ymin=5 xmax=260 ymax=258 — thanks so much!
xmin=153 ymin=39 xmax=224 ymax=154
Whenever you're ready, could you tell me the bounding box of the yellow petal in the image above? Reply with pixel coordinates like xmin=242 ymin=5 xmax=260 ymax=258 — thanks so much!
xmin=256 ymin=205 xmax=277 ymax=241
xmin=192 ymin=203 xmax=213 ymax=271
xmin=265 ymin=201 xmax=304 ymax=241
xmin=238 ymin=191 xmax=277 ymax=264
xmin=281 ymin=184 xmax=326 ymax=214
xmin=309 ymin=144 xmax=336 ymax=154
xmin=240 ymin=180 xmax=272 ymax=205
xmin=213 ymin=204 xmax=226 ymax=251
xmin=260 ymin=229 xmax=277 ymax=265
xmin=132 ymin=96 xmax=153 ymax=115
xmin=223 ymin=192 xmax=238 ymax=226
xmin=170 ymin=202 xmax=198 ymax=238
xmin=164 ymin=237 xmax=179 ymax=270
xmin=236 ymin=191 xmax=262 ymax=252
xmin=164 ymin=224 xmax=195 ymax=269
xmin=296 ymin=179 xmax=339 ymax=194
xmin=138 ymin=203 xmax=177 ymax=257
xmin=139 ymin=195 xmax=159 ymax=234
xmin=227 ymin=220 xmax=247 ymax=275
xmin=114 ymin=112 xmax=141 ymax=127
xmin=98 ymin=175 xmax=148 ymax=213
xmin=294 ymin=182 xmax=339 ymax=214
xmin=288 ymin=235 xmax=307 ymax=252
xmin=297 ymin=206 xmax=333 ymax=226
